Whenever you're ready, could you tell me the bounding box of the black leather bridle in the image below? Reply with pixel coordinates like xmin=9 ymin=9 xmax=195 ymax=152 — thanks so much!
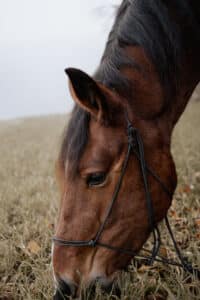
xmin=52 ymin=118 xmax=200 ymax=277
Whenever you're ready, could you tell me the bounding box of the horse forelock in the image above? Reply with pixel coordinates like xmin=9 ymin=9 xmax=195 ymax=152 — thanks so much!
xmin=59 ymin=106 xmax=90 ymax=177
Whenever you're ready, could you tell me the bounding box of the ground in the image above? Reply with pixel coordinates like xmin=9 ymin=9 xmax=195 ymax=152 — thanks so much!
xmin=0 ymin=101 xmax=200 ymax=300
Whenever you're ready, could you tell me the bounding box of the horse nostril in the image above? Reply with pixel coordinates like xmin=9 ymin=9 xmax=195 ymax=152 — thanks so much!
xmin=53 ymin=279 xmax=77 ymax=299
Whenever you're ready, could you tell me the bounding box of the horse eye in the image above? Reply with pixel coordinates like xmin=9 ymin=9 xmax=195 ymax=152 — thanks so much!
xmin=87 ymin=173 xmax=106 ymax=187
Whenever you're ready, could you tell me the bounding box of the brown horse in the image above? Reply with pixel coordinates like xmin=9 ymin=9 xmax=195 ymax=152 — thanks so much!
xmin=52 ymin=0 xmax=200 ymax=298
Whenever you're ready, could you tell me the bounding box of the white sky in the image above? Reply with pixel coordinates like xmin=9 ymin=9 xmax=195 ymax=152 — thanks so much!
xmin=0 ymin=0 xmax=121 ymax=119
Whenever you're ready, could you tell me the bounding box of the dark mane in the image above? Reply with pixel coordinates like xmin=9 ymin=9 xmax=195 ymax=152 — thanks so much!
xmin=60 ymin=0 xmax=200 ymax=175
xmin=95 ymin=0 xmax=200 ymax=96
xmin=59 ymin=106 xmax=90 ymax=176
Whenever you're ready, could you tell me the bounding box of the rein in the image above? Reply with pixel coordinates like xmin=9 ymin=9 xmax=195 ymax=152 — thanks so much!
xmin=52 ymin=119 xmax=200 ymax=278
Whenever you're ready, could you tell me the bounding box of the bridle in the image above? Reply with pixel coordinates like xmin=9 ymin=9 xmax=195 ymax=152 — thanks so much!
xmin=52 ymin=118 xmax=200 ymax=278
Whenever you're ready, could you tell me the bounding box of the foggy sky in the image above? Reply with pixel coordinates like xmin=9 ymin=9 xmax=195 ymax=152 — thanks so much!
xmin=0 ymin=0 xmax=121 ymax=119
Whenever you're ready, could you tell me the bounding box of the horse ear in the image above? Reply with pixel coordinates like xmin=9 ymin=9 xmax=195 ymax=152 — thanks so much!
xmin=65 ymin=68 xmax=107 ymax=121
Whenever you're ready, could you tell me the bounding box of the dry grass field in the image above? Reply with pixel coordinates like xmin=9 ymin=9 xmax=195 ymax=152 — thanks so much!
xmin=0 ymin=101 xmax=200 ymax=300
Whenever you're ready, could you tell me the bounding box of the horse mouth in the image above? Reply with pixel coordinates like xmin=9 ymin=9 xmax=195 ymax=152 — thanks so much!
xmin=53 ymin=273 xmax=121 ymax=299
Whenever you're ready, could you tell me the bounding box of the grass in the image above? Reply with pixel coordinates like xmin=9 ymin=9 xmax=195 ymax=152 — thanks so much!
xmin=0 ymin=101 xmax=200 ymax=300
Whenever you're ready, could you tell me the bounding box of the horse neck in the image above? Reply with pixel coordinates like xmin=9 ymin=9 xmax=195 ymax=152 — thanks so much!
xmin=124 ymin=25 xmax=200 ymax=130
xmin=122 ymin=45 xmax=199 ymax=130
xmin=115 ymin=0 xmax=200 ymax=128
xmin=159 ymin=0 xmax=200 ymax=126
xmin=169 ymin=62 xmax=200 ymax=127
